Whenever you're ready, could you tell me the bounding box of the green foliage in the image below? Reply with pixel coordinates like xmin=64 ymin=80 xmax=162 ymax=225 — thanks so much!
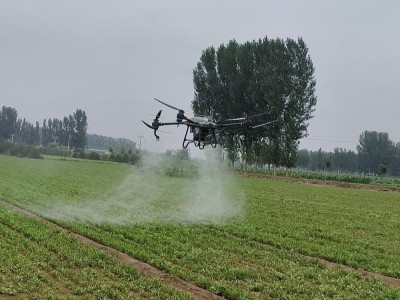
xmin=0 ymin=142 xmax=42 ymax=159
xmin=379 ymin=164 xmax=388 ymax=176
xmin=13 ymin=119 xmax=40 ymax=145
xmin=0 ymin=106 xmax=88 ymax=149
xmin=162 ymin=158 xmax=199 ymax=178
xmin=88 ymin=151 xmax=101 ymax=160
xmin=71 ymin=109 xmax=88 ymax=150
xmin=243 ymin=165 xmax=400 ymax=188
xmin=297 ymin=132 xmax=400 ymax=176
xmin=35 ymin=143 xmax=141 ymax=165
xmin=0 ymin=106 xmax=19 ymax=142
xmin=193 ymin=37 xmax=317 ymax=170
xmin=39 ymin=144 xmax=72 ymax=157
xmin=298 ymin=148 xmax=358 ymax=173
xmin=0 ymin=206 xmax=192 ymax=299
xmin=2 ymin=156 xmax=399 ymax=298
xmin=87 ymin=133 xmax=136 ymax=151
xmin=107 ymin=148 xmax=141 ymax=165
xmin=357 ymin=131 xmax=399 ymax=175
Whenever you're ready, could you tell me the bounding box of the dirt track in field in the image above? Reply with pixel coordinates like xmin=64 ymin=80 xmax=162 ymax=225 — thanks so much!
xmin=3 ymin=200 xmax=400 ymax=296
xmin=3 ymin=202 xmax=223 ymax=300
xmin=235 ymin=172 xmax=400 ymax=193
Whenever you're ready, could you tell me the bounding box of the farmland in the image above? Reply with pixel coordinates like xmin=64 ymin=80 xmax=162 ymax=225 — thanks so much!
xmin=1 ymin=154 xmax=400 ymax=299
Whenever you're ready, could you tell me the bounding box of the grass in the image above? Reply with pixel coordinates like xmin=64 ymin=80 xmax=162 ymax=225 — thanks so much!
xmin=1 ymin=154 xmax=400 ymax=299
xmin=0 ymin=206 xmax=192 ymax=299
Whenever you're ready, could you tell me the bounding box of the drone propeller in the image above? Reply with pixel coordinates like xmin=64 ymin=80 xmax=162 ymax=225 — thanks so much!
xmin=154 ymin=98 xmax=183 ymax=112
xmin=225 ymin=111 xmax=269 ymax=122
xmin=155 ymin=109 xmax=162 ymax=120
xmin=225 ymin=117 xmax=244 ymax=121
xmin=251 ymin=119 xmax=277 ymax=129
xmin=142 ymin=120 xmax=156 ymax=130
xmin=154 ymin=98 xmax=187 ymax=123
xmin=141 ymin=109 xmax=163 ymax=140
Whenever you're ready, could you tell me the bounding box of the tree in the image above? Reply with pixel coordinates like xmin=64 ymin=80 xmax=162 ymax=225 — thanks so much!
xmin=70 ymin=109 xmax=88 ymax=150
xmin=0 ymin=106 xmax=19 ymax=142
xmin=86 ymin=134 xmax=136 ymax=151
xmin=297 ymin=149 xmax=310 ymax=169
xmin=192 ymin=37 xmax=317 ymax=171
xmin=357 ymin=131 xmax=395 ymax=174
xmin=378 ymin=164 xmax=388 ymax=176
xmin=333 ymin=148 xmax=357 ymax=173
xmin=14 ymin=118 xmax=40 ymax=145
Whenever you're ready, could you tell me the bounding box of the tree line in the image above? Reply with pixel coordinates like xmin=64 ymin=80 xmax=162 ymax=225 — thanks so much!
xmin=298 ymin=131 xmax=400 ymax=176
xmin=0 ymin=106 xmax=88 ymax=150
xmin=1 ymin=106 xmax=138 ymax=155
xmin=87 ymin=134 xmax=136 ymax=151
xmin=192 ymin=37 xmax=317 ymax=172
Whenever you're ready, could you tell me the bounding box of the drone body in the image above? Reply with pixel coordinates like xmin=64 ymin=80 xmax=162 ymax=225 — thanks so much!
xmin=142 ymin=98 xmax=275 ymax=149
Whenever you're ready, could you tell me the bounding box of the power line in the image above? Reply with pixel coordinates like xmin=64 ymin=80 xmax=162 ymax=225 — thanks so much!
xmin=303 ymin=138 xmax=358 ymax=144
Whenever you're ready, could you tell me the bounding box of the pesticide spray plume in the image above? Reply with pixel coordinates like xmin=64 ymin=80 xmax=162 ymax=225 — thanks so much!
xmin=42 ymin=147 xmax=245 ymax=225
xmin=179 ymin=147 xmax=244 ymax=223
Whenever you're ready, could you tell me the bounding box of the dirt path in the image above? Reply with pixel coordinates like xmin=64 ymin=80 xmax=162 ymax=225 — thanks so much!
xmin=235 ymin=172 xmax=400 ymax=193
xmin=2 ymin=202 xmax=223 ymax=300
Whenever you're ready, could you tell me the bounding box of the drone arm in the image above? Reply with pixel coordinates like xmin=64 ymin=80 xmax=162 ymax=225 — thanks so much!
xmin=216 ymin=122 xmax=244 ymax=128
xmin=159 ymin=122 xmax=181 ymax=126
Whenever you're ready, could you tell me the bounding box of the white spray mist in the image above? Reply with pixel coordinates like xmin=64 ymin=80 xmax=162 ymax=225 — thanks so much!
xmin=42 ymin=148 xmax=245 ymax=225
xmin=180 ymin=147 xmax=245 ymax=223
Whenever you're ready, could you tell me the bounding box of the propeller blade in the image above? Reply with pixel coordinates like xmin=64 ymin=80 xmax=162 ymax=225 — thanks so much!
xmin=156 ymin=110 xmax=162 ymax=119
xmin=225 ymin=111 xmax=270 ymax=121
xmin=249 ymin=111 xmax=269 ymax=118
xmin=251 ymin=119 xmax=277 ymax=129
xmin=154 ymin=98 xmax=184 ymax=112
xmin=225 ymin=117 xmax=245 ymax=121
xmin=142 ymin=121 xmax=156 ymax=130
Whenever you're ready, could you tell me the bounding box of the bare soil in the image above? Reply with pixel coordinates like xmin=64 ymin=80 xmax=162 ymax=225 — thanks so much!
xmin=234 ymin=172 xmax=400 ymax=193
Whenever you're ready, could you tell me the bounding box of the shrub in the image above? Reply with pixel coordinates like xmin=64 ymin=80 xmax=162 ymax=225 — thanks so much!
xmin=0 ymin=142 xmax=42 ymax=159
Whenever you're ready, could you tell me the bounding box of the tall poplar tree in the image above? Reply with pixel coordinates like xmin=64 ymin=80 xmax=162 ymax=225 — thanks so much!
xmin=0 ymin=106 xmax=19 ymax=142
xmin=192 ymin=37 xmax=317 ymax=170
xmin=71 ymin=109 xmax=88 ymax=150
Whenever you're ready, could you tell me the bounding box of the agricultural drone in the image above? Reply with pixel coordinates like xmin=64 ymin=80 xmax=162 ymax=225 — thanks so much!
xmin=142 ymin=98 xmax=276 ymax=150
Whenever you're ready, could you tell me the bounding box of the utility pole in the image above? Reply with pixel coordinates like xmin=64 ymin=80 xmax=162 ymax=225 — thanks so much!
xmin=138 ymin=135 xmax=144 ymax=151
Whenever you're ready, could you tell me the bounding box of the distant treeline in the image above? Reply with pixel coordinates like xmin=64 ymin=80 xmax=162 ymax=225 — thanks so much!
xmin=0 ymin=106 xmax=136 ymax=153
xmin=298 ymin=148 xmax=358 ymax=173
xmin=0 ymin=106 xmax=87 ymax=150
xmin=86 ymin=134 xmax=136 ymax=151
xmin=297 ymin=131 xmax=400 ymax=176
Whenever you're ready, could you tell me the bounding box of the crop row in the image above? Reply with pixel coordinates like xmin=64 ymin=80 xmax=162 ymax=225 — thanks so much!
xmin=0 ymin=205 xmax=192 ymax=299
xmin=228 ymin=177 xmax=400 ymax=277
xmin=1 ymin=154 xmax=400 ymax=299
xmin=61 ymin=220 xmax=399 ymax=299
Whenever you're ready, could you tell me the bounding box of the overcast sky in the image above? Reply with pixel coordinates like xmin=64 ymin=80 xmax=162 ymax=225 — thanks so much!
xmin=1 ymin=0 xmax=399 ymax=156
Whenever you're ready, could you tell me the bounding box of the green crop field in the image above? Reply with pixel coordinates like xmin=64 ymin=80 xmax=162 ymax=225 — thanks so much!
xmin=1 ymin=154 xmax=399 ymax=299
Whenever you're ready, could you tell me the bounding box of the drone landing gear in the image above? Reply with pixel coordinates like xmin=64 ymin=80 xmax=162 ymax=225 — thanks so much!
xmin=182 ymin=126 xmax=192 ymax=149
xmin=182 ymin=126 xmax=204 ymax=149
xmin=182 ymin=126 xmax=217 ymax=149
